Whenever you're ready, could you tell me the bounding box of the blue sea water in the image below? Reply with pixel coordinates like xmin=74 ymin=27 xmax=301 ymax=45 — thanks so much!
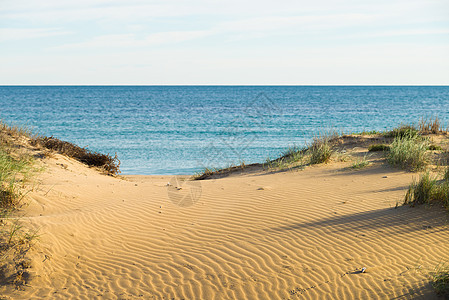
xmin=1 ymin=86 xmax=448 ymax=175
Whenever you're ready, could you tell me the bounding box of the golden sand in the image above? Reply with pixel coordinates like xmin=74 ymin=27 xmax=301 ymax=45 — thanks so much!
xmin=2 ymin=151 xmax=449 ymax=299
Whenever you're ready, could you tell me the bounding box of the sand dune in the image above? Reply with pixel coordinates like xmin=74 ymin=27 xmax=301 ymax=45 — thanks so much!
xmin=2 ymin=154 xmax=449 ymax=299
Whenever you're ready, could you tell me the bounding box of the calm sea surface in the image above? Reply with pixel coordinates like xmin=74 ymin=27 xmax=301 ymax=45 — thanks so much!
xmin=1 ymin=86 xmax=448 ymax=174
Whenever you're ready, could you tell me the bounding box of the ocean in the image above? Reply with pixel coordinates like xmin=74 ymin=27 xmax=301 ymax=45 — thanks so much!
xmin=1 ymin=86 xmax=448 ymax=175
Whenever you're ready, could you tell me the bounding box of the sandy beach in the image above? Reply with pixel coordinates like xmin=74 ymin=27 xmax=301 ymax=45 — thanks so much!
xmin=2 ymin=0 xmax=448 ymax=297
xmin=2 ymin=141 xmax=449 ymax=299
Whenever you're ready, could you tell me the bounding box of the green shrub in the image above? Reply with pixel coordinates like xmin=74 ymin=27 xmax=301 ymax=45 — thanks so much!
xmin=368 ymin=144 xmax=390 ymax=152
xmin=387 ymin=134 xmax=429 ymax=171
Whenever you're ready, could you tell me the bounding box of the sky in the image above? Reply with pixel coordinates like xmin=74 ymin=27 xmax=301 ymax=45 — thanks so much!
xmin=1 ymin=0 xmax=448 ymax=85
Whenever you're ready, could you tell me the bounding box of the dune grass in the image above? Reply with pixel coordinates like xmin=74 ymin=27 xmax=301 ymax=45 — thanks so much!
xmin=0 ymin=121 xmax=39 ymax=288
xmin=386 ymin=134 xmax=429 ymax=171
xmin=265 ymin=149 xmax=306 ymax=171
xmin=404 ymin=173 xmax=437 ymax=206
xmin=433 ymin=266 xmax=449 ymax=297
xmin=419 ymin=116 xmax=445 ymax=134
xmin=404 ymin=172 xmax=449 ymax=208
xmin=195 ymin=118 xmax=447 ymax=179
xmin=1 ymin=120 xmax=124 ymax=287
xmin=0 ymin=149 xmax=35 ymax=208
xmin=308 ymin=138 xmax=333 ymax=165
xmin=0 ymin=123 xmax=35 ymax=208
xmin=351 ymin=155 xmax=370 ymax=169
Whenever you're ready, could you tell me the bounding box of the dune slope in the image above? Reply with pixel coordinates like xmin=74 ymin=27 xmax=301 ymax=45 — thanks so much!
xmin=3 ymin=154 xmax=449 ymax=299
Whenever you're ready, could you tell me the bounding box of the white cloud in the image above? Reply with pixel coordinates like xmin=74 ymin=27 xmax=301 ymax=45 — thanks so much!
xmin=50 ymin=13 xmax=388 ymax=50
xmin=0 ymin=28 xmax=71 ymax=42
xmin=52 ymin=30 xmax=213 ymax=50
xmin=2 ymin=0 xmax=446 ymax=25
xmin=1 ymin=0 xmax=448 ymax=84
xmin=340 ymin=28 xmax=449 ymax=39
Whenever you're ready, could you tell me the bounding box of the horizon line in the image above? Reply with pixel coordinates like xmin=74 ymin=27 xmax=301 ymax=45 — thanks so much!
xmin=1 ymin=84 xmax=449 ymax=87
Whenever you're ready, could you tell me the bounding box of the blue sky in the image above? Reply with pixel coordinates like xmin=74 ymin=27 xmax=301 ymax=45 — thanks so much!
xmin=1 ymin=0 xmax=448 ymax=84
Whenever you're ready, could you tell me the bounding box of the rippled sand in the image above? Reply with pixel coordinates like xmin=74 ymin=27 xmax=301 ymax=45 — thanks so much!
xmin=3 ymin=153 xmax=449 ymax=299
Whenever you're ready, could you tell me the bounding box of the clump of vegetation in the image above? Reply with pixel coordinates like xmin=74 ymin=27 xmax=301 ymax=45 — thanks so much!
xmin=0 ymin=121 xmax=38 ymax=289
xmin=0 ymin=121 xmax=35 ymax=207
xmin=192 ymin=167 xmax=217 ymax=180
xmin=193 ymin=161 xmax=255 ymax=180
xmin=351 ymin=155 xmax=370 ymax=169
xmin=419 ymin=116 xmax=444 ymax=134
xmin=368 ymin=144 xmax=390 ymax=152
xmin=196 ymin=118 xmax=449 ymax=179
xmin=308 ymin=138 xmax=333 ymax=165
xmin=263 ymin=147 xmax=306 ymax=171
xmin=32 ymin=136 xmax=120 ymax=175
xmin=281 ymin=146 xmax=305 ymax=162
xmin=0 ymin=149 xmax=33 ymax=207
xmin=0 ymin=212 xmax=38 ymax=289
xmin=404 ymin=173 xmax=438 ymax=205
xmin=404 ymin=172 xmax=449 ymax=209
xmin=387 ymin=134 xmax=429 ymax=171
xmin=433 ymin=266 xmax=449 ymax=297
xmin=0 ymin=122 xmax=32 ymax=147
xmin=266 ymin=157 xmax=289 ymax=170
xmin=384 ymin=124 xmax=419 ymax=139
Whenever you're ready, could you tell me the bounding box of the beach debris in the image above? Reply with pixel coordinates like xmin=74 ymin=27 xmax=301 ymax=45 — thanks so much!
xmin=382 ymin=176 xmax=388 ymax=178
xmin=257 ymin=186 xmax=272 ymax=191
xmin=56 ymin=163 xmax=68 ymax=169
xmin=361 ymin=267 xmax=367 ymax=273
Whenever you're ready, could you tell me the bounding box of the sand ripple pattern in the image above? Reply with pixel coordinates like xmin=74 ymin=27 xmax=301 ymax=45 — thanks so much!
xmin=5 ymin=160 xmax=449 ymax=299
